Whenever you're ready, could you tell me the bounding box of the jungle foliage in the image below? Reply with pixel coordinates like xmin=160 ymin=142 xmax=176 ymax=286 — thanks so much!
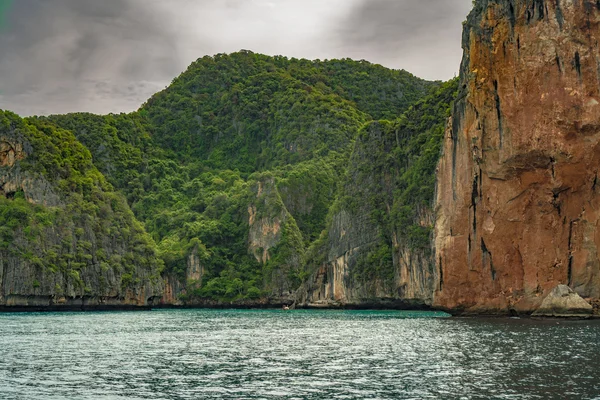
xmin=0 ymin=111 xmax=162 ymax=294
xmin=4 ymin=52 xmax=456 ymax=302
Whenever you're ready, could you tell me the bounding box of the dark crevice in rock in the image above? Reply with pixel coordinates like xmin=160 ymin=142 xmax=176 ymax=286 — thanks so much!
xmin=539 ymin=0 xmax=546 ymax=19
xmin=451 ymin=100 xmax=465 ymax=201
xmin=439 ymin=256 xmax=443 ymax=291
xmin=556 ymin=53 xmax=563 ymax=74
xmin=584 ymin=2 xmax=593 ymax=32
xmin=468 ymin=233 xmax=473 ymax=269
xmin=585 ymin=0 xmax=595 ymax=13
xmin=508 ymin=1 xmax=516 ymax=29
xmin=481 ymin=238 xmax=496 ymax=281
xmin=567 ymin=220 xmax=577 ymax=286
xmin=468 ymin=234 xmax=472 ymax=254
xmin=555 ymin=0 xmax=565 ymax=29
xmin=568 ymin=256 xmax=573 ymax=287
xmin=574 ymin=52 xmax=582 ymax=79
xmin=525 ymin=0 xmax=548 ymax=25
xmin=552 ymin=190 xmax=562 ymax=216
xmin=526 ymin=0 xmax=546 ymax=23
xmin=471 ymin=174 xmax=480 ymax=238
xmin=493 ymin=80 xmax=504 ymax=148
xmin=592 ymin=172 xmax=598 ymax=191
xmin=536 ymin=0 xmax=546 ymax=20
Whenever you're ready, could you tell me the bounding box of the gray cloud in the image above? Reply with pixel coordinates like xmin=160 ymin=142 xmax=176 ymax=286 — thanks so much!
xmin=0 ymin=0 xmax=472 ymax=116
xmin=331 ymin=0 xmax=473 ymax=80
xmin=0 ymin=0 xmax=185 ymax=115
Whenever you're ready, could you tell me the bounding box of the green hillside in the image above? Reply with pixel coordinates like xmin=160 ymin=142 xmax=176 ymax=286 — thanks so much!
xmin=19 ymin=51 xmax=454 ymax=305
xmin=0 ymin=111 xmax=162 ymax=304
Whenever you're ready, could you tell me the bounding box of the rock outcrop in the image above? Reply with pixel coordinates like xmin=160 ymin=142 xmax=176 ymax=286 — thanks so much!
xmin=434 ymin=0 xmax=600 ymax=314
xmin=247 ymin=177 xmax=304 ymax=299
xmin=298 ymin=122 xmax=435 ymax=308
xmin=159 ymin=246 xmax=205 ymax=306
xmin=0 ymin=111 xmax=163 ymax=310
xmin=296 ymin=80 xmax=458 ymax=309
xmin=532 ymin=284 xmax=593 ymax=318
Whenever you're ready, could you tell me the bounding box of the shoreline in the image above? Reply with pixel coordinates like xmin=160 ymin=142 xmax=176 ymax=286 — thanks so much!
xmin=1 ymin=303 xmax=598 ymax=319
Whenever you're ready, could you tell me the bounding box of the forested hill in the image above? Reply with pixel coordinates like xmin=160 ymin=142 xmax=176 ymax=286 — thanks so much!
xmin=141 ymin=51 xmax=436 ymax=170
xmin=1 ymin=51 xmax=455 ymax=309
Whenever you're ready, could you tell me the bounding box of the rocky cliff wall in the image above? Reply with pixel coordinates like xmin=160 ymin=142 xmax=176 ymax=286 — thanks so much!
xmin=0 ymin=111 xmax=163 ymax=310
xmin=434 ymin=0 xmax=600 ymax=314
xmin=247 ymin=177 xmax=304 ymax=299
xmin=297 ymin=122 xmax=437 ymax=308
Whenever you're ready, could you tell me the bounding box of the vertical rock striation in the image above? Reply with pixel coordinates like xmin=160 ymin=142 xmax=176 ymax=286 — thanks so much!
xmin=0 ymin=111 xmax=163 ymax=310
xmin=435 ymin=0 xmax=600 ymax=314
xmin=247 ymin=177 xmax=304 ymax=299
xmin=298 ymin=122 xmax=432 ymax=308
xmin=296 ymin=79 xmax=458 ymax=309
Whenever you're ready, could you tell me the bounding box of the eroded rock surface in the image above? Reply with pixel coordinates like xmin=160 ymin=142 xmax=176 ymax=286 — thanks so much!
xmin=248 ymin=178 xmax=304 ymax=299
xmin=0 ymin=112 xmax=163 ymax=310
xmin=532 ymin=285 xmax=593 ymax=318
xmin=434 ymin=0 xmax=600 ymax=314
xmin=297 ymin=122 xmax=436 ymax=309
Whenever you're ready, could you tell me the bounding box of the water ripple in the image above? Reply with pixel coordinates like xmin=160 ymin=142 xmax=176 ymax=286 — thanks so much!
xmin=0 ymin=310 xmax=599 ymax=399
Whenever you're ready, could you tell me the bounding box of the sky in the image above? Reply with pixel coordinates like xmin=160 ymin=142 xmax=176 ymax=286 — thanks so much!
xmin=0 ymin=0 xmax=473 ymax=116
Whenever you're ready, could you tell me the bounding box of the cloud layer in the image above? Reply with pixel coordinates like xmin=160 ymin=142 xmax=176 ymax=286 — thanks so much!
xmin=0 ymin=0 xmax=471 ymax=116
xmin=332 ymin=0 xmax=473 ymax=80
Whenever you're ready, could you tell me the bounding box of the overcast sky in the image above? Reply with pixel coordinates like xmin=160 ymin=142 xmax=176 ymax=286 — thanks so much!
xmin=0 ymin=0 xmax=472 ymax=116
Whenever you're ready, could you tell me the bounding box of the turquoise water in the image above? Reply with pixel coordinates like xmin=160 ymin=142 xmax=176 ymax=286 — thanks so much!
xmin=0 ymin=309 xmax=599 ymax=399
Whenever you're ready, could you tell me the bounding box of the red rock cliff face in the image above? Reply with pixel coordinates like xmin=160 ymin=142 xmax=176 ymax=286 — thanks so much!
xmin=435 ymin=0 xmax=600 ymax=314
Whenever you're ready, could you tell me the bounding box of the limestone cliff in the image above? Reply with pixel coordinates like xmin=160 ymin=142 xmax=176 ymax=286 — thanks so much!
xmin=247 ymin=177 xmax=304 ymax=299
xmin=0 ymin=111 xmax=163 ymax=310
xmin=297 ymin=80 xmax=458 ymax=308
xmin=434 ymin=0 xmax=600 ymax=314
xmin=159 ymin=246 xmax=205 ymax=306
xmin=159 ymin=176 xmax=305 ymax=306
xmin=296 ymin=123 xmax=433 ymax=308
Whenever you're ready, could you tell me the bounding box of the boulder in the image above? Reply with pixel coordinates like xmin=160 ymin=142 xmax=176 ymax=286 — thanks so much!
xmin=532 ymin=285 xmax=593 ymax=318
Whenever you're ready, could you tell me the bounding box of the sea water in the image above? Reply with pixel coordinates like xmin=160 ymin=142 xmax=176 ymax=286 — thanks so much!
xmin=1 ymin=309 xmax=599 ymax=399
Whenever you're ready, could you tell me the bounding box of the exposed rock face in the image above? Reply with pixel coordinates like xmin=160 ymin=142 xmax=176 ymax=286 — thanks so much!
xmin=186 ymin=246 xmax=204 ymax=284
xmin=532 ymin=284 xmax=593 ymax=318
xmin=0 ymin=139 xmax=25 ymax=167
xmin=0 ymin=111 xmax=163 ymax=310
xmin=159 ymin=275 xmax=186 ymax=306
xmin=159 ymin=247 xmax=205 ymax=306
xmin=248 ymin=178 xmax=304 ymax=299
xmin=434 ymin=0 xmax=600 ymax=314
xmin=297 ymin=122 xmax=435 ymax=308
xmin=248 ymin=179 xmax=284 ymax=265
xmin=0 ymin=132 xmax=61 ymax=206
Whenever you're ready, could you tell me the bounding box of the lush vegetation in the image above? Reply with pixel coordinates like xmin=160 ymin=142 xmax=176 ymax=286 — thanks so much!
xmin=390 ymin=78 xmax=459 ymax=251
xmin=303 ymin=78 xmax=459 ymax=289
xmin=3 ymin=52 xmax=456 ymax=303
xmin=141 ymin=51 xmax=435 ymax=171
xmin=0 ymin=110 xmax=162 ymax=295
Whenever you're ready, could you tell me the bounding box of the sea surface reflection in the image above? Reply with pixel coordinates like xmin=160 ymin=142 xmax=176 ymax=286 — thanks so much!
xmin=1 ymin=309 xmax=599 ymax=399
